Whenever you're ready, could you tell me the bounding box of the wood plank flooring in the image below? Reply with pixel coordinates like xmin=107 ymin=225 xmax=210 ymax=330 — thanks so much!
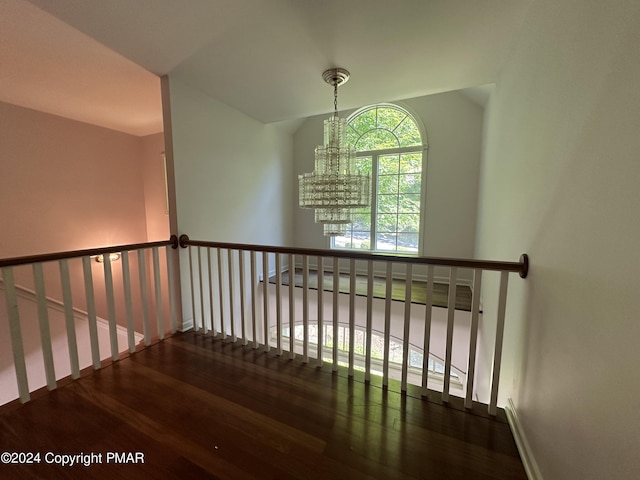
xmin=0 ymin=332 xmax=525 ymax=479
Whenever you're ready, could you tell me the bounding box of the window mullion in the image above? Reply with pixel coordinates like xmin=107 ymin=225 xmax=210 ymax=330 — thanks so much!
xmin=371 ymin=153 xmax=379 ymax=251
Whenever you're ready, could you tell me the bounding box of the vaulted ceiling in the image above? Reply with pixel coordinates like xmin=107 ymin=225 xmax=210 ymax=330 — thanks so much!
xmin=1 ymin=0 xmax=532 ymax=136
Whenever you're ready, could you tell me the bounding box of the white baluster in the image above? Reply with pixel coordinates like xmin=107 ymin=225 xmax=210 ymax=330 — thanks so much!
xmin=317 ymin=256 xmax=324 ymax=368
xmin=197 ymin=247 xmax=205 ymax=333
xmin=332 ymin=257 xmax=339 ymax=371
xmin=465 ymin=269 xmax=483 ymax=409
xmin=303 ymin=255 xmax=310 ymax=364
xmin=250 ymin=251 xmax=258 ymax=349
xmin=153 ymin=247 xmax=164 ymax=340
xmin=166 ymin=245 xmax=177 ymax=334
xmin=102 ymin=255 xmax=119 ymax=361
xmin=217 ymin=248 xmax=226 ymax=339
xmin=138 ymin=250 xmax=151 ymax=345
xmin=239 ymin=250 xmax=247 ymax=345
xmin=443 ymin=267 xmax=458 ymax=402
xmin=262 ymin=252 xmax=270 ymax=351
xmin=365 ymin=260 xmax=374 ymax=382
xmin=288 ymin=253 xmax=295 ymax=359
xmin=2 ymin=266 xmax=30 ymax=402
xmin=228 ymin=249 xmax=236 ymax=341
xmin=82 ymin=256 xmax=101 ymax=368
xmin=59 ymin=259 xmax=80 ymax=377
xmin=348 ymin=258 xmax=356 ymax=377
xmin=421 ymin=265 xmax=435 ymax=397
xmin=207 ymin=248 xmax=216 ymax=335
xmin=401 ymin=264 xmax=413 ymax=392
xmin=489 ymin=271 xmax=509 ymax=416
xmin=120 ymin=252 xmax=136 ymax=353
xmin=275 ymin=253 xmax=283 ymax=355
xmin=383 ymin=262 xmax=393 ymax=387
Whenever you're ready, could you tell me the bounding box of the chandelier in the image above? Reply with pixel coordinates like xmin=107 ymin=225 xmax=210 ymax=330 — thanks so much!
xmin=298 ymin=68 xmax=370 ymax=236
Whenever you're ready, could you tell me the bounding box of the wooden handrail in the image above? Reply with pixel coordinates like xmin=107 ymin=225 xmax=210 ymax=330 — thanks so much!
xmin=0 ymin=235 xmax=179 ymax=268
xmin=179 ymin=235 xmax=529 ymax=278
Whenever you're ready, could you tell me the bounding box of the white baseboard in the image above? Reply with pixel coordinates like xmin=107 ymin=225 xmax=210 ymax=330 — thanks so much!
xmin=178 ymin=318 xmax=194 ymax=332
xmin=505 ymin=398 xmax=543 ymax=480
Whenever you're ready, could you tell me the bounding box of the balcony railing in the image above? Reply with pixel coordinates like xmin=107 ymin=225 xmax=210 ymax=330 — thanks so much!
xmin=1 ymin=234 xmax=527 ymax=415
xmin=0 ymin=237 xmax=180 ymax=405
xmin=179 ymin=235 xmax=528 ymax=415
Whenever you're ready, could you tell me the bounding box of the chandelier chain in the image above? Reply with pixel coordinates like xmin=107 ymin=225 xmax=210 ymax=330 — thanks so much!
xmin=334 ymin=83 xmax=338 ymax=116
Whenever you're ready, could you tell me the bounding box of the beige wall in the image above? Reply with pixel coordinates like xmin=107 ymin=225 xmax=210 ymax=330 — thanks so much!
xmin=476 ymin=1 xmax=640 ymax=478
xmin=0 ymin=102 xmax=168 ymax=334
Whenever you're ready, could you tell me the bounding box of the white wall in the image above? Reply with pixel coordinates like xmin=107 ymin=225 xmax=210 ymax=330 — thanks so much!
xmin=476 ymin=1 xmax=640 ymax=479
xmin=166 ymin=77 xmax=294 ymax=322
xmin=293 ymin=91 xmax=483 ymax=264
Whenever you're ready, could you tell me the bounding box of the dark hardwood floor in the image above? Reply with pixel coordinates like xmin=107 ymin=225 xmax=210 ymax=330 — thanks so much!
xmin=0 ymin=332 xmax=526 ymax=479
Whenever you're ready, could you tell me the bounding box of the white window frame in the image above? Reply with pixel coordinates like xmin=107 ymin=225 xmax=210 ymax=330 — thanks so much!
xmin=331 ymin=103 xmax=428 ymax=255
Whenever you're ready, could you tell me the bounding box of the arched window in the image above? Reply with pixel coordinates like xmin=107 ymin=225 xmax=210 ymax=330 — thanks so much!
xmin=333 ymin=104 xmax=426 ymax=253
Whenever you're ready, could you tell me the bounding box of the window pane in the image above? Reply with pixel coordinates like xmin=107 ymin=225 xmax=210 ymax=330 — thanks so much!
xmin=352 ymin=210 xmax=371 ymax=231
xmin=355 ymin=155 xmax=372 ymax=175
xmin=377 ymin=194 xmax=398 ymax=214
xmin=350 ymin=231 xmax=371 ymax=250
xmin=398 ymin=174 xmax=421 ymax=194
xmin=356 ymin=129 xmax=398 ymax=151
xmin=399 ymin=153 xmax=421 ymax=173
xmin=376 ymin=233 xmax=397 ymax=251
xmin=377 ymin=213 xmax=398 ymax=232
xmin=348 ymin=108 xmax=377 ymax=136
xmin=376 ymin=108 xmax=406 ymax=132
xmin=394 ymin=116 xmax=422 ymax=147
xmin=379 ymin=154 xmax=399 ymax=175
xmin=397 ymin=233 xmax=419 ymax=252
xmin=398 ymin=193 xmax=420 ymax=213
xmin=397 ymin=214 xmax=420 ymax=233
xmin=378 ymin=175 xmax=398 ymax=194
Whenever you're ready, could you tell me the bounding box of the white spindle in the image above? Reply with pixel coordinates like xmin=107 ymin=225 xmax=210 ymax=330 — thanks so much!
xmin=120 ymin=252 xmax=136 ymax=353
xmin=228 ymin=249 xmax=236 ymax=341
xmin=365 ymin=260 xmax=374 ymax=382
xmin=421 ymin=265 xmax=435 ymax=397
xmin=465 ymin=269 xmax=483 ymax=409
xmin=217 ymin=248 xmax=226 ymax=339
xmin=401 ymin=264 xmax=413 ymax=392
xmin=262 ymin=252 xmax=270 ymax=351
xmin=239 ymin=250 xmax=247 ymax=345
xmin=197 ymin=247 xmax=205 ymax=332
xmin=275 ymin=253 xmax=283 ymax=355
xmin=383 ymin=262 xmax=393 ymax=386
xmin=348 ymin=258 xmax=356 ymax=377
xmin=332 ymin=257 xmax=339 ymax=371
xmin=59 ymin=259 xmax=80 ymax=378
xmin=3 ymin=266 xmax=30 ymax=402
xmin=442 ymin=267 xmax=458 ymax=402
xmin=317 ymin=256 xmax=324 ymax=368
xmin=250 ymin=251 xmax=258 ymax=348
xmin=153 ymin=247 xmax=164 ymax=340
xmin=489 ymin=271 xmax=509 ymax=416
xmin=138 ymin=250 xmax=151 ymax=345
xmin=302 ymin=256 xmax=310 ymax=363
xmin=207 ymin=248 xmax=216 ymax=335
xmin=82 ymin=256 xmax=101 ymax=368
xmin=288 ymin=253 xmax=295 ymax=359
xmin=33 ymin=263 xmax=56 ymax=389
xmin=103 ymin=255 xmax=119 ymax=361
xmin=166 ymin=245 xmax=177 ymax=334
